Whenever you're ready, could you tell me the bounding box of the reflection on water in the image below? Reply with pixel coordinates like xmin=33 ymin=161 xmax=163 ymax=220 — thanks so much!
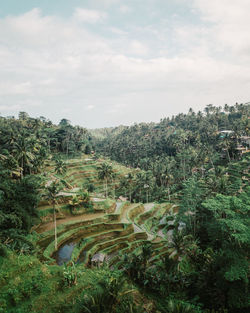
xmin=114 ymin=202 xmax=123 ymax=214
xmin=77 ymin=250 xmax=86 ymax=264
xmin=57 ymin=242 xmax=76 ymax=265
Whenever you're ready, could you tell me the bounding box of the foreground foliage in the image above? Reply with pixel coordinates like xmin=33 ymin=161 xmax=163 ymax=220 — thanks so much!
xmin=0 ymin=103 xmax=249 ymax=312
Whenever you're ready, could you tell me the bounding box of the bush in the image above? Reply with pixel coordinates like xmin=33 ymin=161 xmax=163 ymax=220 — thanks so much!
xmin=0 ymin=244 xmax=8 ymax=257
xmin=159 ymin=298 xmax=202 ymax=313
xmin=86 ymin=183 xmax=95 ymax=193
xmin=63 ymin=262 xmax=78 ymax=286
xmin=75 ymin=270 xmax=136 ymax=313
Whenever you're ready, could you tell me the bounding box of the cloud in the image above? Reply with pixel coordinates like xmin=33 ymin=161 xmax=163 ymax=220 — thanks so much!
xmin=128 ymin=40 xmax=149 ymax=56
xmin=109 ymin=27 xmax=128 ymax=36
xmin=86 ymin=105 xmax=95 ymax=110
xmin=119 ymin=5 xmax=132 ymax=14
xmin=73 ymin=8 xmax=107 ymax=23
xmin=192 ymin=0 xmax=250 ymax=55
xmin=90 ymin=0 xmax=121 ymax=8
xmin=0 ymin=4 xmax=249 ymax=127
xmin=0 ymin=81 xmax=32 ymax=95
xmin=0 ymin=104 xmax=22 ymax=112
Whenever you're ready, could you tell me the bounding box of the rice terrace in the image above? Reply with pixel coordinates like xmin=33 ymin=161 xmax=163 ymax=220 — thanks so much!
xmin=35 ymin=156 xmax=175 ymax=268
xmin=1 ymin=104 xmax=250 ymax=312
xmin=0 ymin=0 xmax=250 ymax=311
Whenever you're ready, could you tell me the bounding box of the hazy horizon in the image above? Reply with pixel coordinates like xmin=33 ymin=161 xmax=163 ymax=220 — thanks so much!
xmin=1 ymin=0 xmax=250 ymax=128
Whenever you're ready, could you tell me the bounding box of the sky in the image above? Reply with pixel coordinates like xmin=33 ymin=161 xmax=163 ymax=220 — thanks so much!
xmin=0 ymin=0 xmax=249 ymax=128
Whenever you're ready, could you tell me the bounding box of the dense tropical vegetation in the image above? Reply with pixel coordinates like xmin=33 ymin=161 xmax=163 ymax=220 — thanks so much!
xmin=94 ymin=103 xmax=249 ymax=202
xmin=0 ymin=103 xmax=249 ymax=313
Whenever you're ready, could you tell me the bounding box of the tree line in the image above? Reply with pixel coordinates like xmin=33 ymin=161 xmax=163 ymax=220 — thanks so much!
xmin=0 ymin=112 xmax=93 ymax=251
xmin=95 ymin=103 xmax=250 ymax=202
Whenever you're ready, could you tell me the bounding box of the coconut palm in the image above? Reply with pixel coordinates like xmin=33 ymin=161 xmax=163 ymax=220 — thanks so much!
xmin=165 ymin=299 xmax=198 ymax=313
xmin=0 ymin=153 xmax=7 ymax=161
xmin=68 ymin=195 xmax=82 ymax=214
xmin=54 ymin=158 xmax=67 ymax=175
xmin=97 ymin=162 xmax=114 ymax=198
xmin=45 ymin=180 xmax=63 ymax=250
xmin=12 ymin=135 xmax=35 ymax=178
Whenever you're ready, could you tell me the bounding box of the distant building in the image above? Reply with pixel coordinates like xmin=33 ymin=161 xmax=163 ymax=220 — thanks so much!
xmin=238 ymin=136 xmax=250 ymax=154
xmin=218 ymin=131 xmax=250 ymax=156
xmin=218 ymin=130 xmax=234 ymax=138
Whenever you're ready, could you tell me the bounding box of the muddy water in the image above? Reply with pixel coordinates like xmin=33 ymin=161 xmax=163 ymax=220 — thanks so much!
xmin=77 ymin=250 xmax=87 ymax=264
xmin=54 ymin=202 xmax=123 ymax=265
xmin=114 ymin=202 xmax=123 ymax=214
xmin=56 ymin=242 xmax=76 ymax=265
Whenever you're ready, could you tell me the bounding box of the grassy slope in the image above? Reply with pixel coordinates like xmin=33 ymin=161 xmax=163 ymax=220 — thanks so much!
xmin=0 ymin=155 xmax=176 ymax=313
xmin=0 ymin=251 xmax=151 ymax=313
xmin=34 ymin=155 xmax=173 ymax=268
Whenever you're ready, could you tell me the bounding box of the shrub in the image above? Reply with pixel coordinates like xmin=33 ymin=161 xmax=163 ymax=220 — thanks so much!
xmin=0 ymin=244 xmax=8 ymax=257
xmin=63 ymin=262 xmax=78 ymax=286
xmin=75 ymin=270 xmax=135 ymax=313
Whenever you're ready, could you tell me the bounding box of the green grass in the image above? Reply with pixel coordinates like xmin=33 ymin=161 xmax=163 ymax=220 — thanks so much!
xmin=43 ymin=222 xmax=128 ymax=261
xmin=70 ymin=224 xmax=134 ymax=263
xmin=0 ymin=250 xmax=145 ymax=313
xmin=36 ymin=156 xmax=174 ymax=271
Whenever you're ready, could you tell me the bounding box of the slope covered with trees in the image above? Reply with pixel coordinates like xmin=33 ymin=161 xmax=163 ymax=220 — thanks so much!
xmin=0 ymin=104 xmax=249 ymax=313
xmin=95 ymin=103 xmax=249 ymax=201
xmin=0 ymin=113 xmax=93 ymax=253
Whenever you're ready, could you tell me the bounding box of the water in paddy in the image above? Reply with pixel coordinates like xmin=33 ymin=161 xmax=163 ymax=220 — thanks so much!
xmin=77 ymin=250 xmax=87 ymax=264
xmin=55 ymin=202 xmax=127 ymax=265
xmin=114 ymin=201 xmax=123 ymax=214
xmin=56 ymin=242 xmax=76 ymax=265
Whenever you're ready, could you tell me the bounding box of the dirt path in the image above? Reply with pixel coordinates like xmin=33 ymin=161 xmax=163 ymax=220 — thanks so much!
xmin=120 ymin=204 xmax=137 ymax=223
xmin=92 ymin=197 xmax=105 ymax=202
xmin=36 ymin=212 xmax=104 ymax=234
xmin=114 ymin=202 xmax=124 ymax=214
xmin=133 ymin=224 xmax=143 ymax=233
xmin=157 ymin=229 xmax=165 ymax=238
xmin=120 ymin=203 xmax=154 ymax=240
xmin=38 ymin=203 xmax=63 ymax=211
xmin=143 ymin=203 xmax=154 ymax=212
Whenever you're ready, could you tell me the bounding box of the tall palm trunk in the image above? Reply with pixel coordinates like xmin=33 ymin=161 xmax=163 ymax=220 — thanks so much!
xmin=112 ymin=178 xmax=116 ymax=199
xmin=66 ymin=139 xmax=69 ymax=159
xmin=53 ymin=201 xmax=58 ymax=250
xmin=167 ymin=186 xmax=171 ymax=201
xmin=105 ymin=178 xmax=108 ymax=198
xmin=21 ymin=157 xmax=24 ymax=179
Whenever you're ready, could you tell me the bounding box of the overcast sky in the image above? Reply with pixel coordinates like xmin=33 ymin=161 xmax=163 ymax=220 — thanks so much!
xmin=0 ymin=0 xmax=249 ymax=128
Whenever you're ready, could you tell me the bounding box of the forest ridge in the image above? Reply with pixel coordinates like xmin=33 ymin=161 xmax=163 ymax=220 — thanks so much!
xmin=0 ymin=102 xmax=249 ymax=313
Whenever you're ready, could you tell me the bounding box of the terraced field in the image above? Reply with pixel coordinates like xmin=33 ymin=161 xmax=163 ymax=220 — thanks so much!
xmin=61 ymin=156 xmax=132 ymax=193
xmin=37 ymin=201 xmax=173 ymax=267
xmin=35 ymin=156 xmax=175 ymax=268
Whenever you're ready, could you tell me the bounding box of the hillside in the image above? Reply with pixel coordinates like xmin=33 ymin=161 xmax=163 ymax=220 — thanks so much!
xmin=0 ymin=155 xmax=178 ymax=312
xmin=33 ymin=156 xmax=173 ymax=265
xmin=0 ymin=104 xmax=250 ymax=313
xmin=94 ymin=103 xmax=250 ymax=202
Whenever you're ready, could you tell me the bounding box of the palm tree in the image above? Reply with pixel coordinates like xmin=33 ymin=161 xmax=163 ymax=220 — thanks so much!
xmin=97 ymin=162 xmax=114 ymax=198
xmin=224 ymin=103 xmax=229 ymax=113
xmin=127 ymin=172 xmax=134 ymax=202
xmin=168 ymin=232 xmax=198 ymax=262
xmin=12 ymin=135 xmax=35 ymax=178
xmin=68 ymin=195 xmax=82 ymax=214
xmin=165 ymin=299 xmax=198 ymax=313
xmin=219 ymin=135 xmax=233 ymax=162
xmin=110 ymin=171 xmax=117 ymax=198
xmin=45 ymin=180 xmax=63 ymax=250
xmin=0 ymin=153 xmax=7 ymax=161
xmin=54 ymin=158 xmax=67 ymax=175
xmin=135 ymin=172 xmax=145 ymax=201
xmin=121 ymin=172 xmax=135 ymax=202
